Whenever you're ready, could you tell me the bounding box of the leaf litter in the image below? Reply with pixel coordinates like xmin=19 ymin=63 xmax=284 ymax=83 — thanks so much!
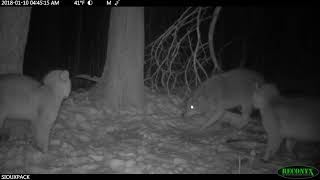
xmin=0 ymin=88 xmax=319 ymax=174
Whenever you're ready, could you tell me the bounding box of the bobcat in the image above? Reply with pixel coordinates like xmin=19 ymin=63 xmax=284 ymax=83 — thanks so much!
xmin=183 ymin=68 xmax=264 ymax=130
xmin=0 ymin=70 xmax=71 ymax=152
xmin=253 ymin=83 xmax=320 ymax=161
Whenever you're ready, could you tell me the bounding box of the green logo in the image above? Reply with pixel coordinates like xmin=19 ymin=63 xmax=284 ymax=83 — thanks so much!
xmin=278 ymin=166 xmax=319 ymax=179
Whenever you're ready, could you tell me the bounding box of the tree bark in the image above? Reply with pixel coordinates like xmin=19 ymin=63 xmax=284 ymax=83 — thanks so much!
xmin=94 ymin=7 xmax=145 ymax=113
xmin=0 ymin=7 xmax=31 ymax=74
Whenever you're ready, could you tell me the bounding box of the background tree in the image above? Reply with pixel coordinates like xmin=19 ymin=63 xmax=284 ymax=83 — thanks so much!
xmin=92 ymin=7 xmax=145 ymax=113
xmin=0 ymin=7 xmax=31 ymax=74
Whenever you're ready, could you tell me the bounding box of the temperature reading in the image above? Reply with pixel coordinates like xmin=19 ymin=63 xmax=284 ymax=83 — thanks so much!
xmin=74 ymin=0 xmax=85 ymax=5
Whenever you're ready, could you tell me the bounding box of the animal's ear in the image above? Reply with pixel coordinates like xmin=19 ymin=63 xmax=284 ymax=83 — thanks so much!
xmin=60 ymin=70 xmax=70 ymax=81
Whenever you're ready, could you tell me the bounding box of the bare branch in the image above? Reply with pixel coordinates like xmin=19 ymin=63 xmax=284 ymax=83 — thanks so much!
xmin=145 ymin=7 xmax=223 ymax=96
xmin=208 ymin=6 xmax=222 ymax=73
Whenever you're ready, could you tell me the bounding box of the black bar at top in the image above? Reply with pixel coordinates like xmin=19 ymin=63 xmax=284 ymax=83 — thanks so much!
xmin=0 ymin=0 xmax=317 ymax=7
xmin=62 ymin=0 xmax=318 ymax=7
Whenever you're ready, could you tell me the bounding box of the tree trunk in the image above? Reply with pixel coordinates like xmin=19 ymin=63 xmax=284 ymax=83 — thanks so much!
xmin=0 ymin=7 xmax=31 ymax=74
xmin=74 ymin=8 xmax=82 ymax=76
xmin=93 ymin=7 xmax=145 ymax=113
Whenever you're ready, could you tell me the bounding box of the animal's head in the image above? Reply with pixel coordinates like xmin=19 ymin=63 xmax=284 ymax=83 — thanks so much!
xmin=182 ymin=95 xmax=211 ymax=117
xmin=43 ymin=70 xmax=71 ymax=99
xmin=253 ymin=83 xmax=280 ymax=108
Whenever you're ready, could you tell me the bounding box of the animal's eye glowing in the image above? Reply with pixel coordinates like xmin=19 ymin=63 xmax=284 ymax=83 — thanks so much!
xmin=190 ymin=105 xmax=194 ymax=109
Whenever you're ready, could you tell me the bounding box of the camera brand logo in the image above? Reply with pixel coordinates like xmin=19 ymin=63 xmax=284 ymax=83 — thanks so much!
xmin=277 ymin=165 xmax=319 ymax=179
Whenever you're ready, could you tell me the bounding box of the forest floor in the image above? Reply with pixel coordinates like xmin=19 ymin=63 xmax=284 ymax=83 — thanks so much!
xmin=0 ymin=88 xmax=319 ymax=174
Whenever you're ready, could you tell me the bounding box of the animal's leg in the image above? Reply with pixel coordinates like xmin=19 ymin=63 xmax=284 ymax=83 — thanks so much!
xmin=238 ymin=104 xmax=253 ymax=128
xmin=285 ymin=138 xmax=296 ymax=154
xmin=32 ymin=119 xmax=52 ymax=152
xmin=0 ymin=107 xmax=6 ymax=128
xmin=264 ymin=135 xmax=282 ymax=161
xmin=261 ymin=111 xmax=282 ymax=161
xmin=32 ymin=108 xmax=58 ymax=153
xmin=0 ymin=110 xmax=9 ymax=141
xmin=200 ymin=106 xmax=225 ymax=130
